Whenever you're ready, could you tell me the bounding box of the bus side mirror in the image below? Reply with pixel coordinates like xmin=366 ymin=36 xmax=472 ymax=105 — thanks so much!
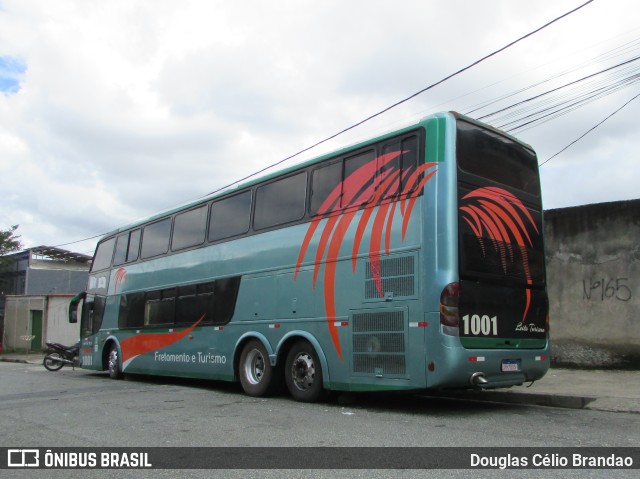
xmin=69 ymin=292 xmax=86 ymax=324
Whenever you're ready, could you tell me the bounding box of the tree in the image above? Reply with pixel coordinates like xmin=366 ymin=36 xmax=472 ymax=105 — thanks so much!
xmin=0 ymin=225 xmax=22 ymax=298
xmin=0 ymin=225 xmax=22 ymax=273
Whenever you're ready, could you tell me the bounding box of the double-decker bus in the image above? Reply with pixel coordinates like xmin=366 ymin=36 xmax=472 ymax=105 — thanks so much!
xmin=70 ymin=111 xmax=549 ymax=402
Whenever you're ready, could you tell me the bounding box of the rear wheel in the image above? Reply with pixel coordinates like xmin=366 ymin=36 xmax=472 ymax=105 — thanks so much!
xmin=285 ymin=340 xmax=324 ymax=402
xmin=43 ymin=353 xmax=64 ymax=371
xmin=107 ymin=344 xmax=123 ymax=379
xmin=239 ymin=340 xmax=280 ymax=397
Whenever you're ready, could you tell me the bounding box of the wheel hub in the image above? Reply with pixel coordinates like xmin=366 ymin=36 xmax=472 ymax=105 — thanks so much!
xmin=291 ymin=353 xmax=315 ymax=391
xmin=245 ymin=349 xmax=265 ymax=385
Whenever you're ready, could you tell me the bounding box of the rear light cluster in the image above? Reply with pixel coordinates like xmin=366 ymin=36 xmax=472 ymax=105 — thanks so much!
xmin=440 ymin=282 xmax=460 ymax=336
xmin=546 ymin=313 xmax=550 ymax=334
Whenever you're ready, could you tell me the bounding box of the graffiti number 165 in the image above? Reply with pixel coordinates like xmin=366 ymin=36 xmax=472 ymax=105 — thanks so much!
xmin=583 ymin=277 xmax=632 ymax=302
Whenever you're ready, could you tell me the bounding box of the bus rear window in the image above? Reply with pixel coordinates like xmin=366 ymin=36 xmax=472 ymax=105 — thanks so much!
xmin=457 ymin=121 xmax=540 ymax=196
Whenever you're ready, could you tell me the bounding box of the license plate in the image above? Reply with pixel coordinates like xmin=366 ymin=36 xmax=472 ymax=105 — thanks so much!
xmin=501 ymin=359 xmax=520 ymax=372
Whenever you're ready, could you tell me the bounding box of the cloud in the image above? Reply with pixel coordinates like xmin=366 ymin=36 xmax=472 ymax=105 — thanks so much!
xmin=0 ymin=0 xmax=638 ymax=254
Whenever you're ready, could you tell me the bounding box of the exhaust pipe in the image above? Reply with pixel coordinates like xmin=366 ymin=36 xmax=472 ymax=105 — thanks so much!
xmin=470 ymin=372 xmax=488 ymax=386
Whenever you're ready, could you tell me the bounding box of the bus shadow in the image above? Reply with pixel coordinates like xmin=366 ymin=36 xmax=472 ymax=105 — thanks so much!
xmin=115 ymin=371 xmax=529 ymax=415
xmin=120 ymin=372 xmax=245 ymax=395
xmin=326 ymin=390 xmax=530 ymax=416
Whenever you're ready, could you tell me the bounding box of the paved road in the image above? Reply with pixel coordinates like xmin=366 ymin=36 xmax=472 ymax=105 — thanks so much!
xmin=1 ymin=362 xmax=638 ymax=478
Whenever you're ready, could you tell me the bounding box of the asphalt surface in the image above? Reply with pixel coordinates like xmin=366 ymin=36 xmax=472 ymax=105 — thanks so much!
xmin=2 ymin=353 xmax=638 ymax=413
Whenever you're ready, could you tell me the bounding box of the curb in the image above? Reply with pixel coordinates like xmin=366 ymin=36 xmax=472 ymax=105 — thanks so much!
xmin=0 ymin=357 xmax=30 ymax=364
xmin=422 ymin=389 xmax=596 ymax=410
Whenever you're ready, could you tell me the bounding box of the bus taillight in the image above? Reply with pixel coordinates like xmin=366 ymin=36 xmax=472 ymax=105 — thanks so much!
xmin=440 ymin=282 xmax=460 ymax=336
xmin=546 ymin=313 xmax=550 ymax=334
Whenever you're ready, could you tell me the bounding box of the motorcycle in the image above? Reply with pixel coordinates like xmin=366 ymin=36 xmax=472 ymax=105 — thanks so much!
xmin=43 ymin=341 xmax=80 ymax=371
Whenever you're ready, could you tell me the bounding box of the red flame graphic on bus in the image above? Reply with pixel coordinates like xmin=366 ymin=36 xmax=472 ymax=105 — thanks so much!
xmin=459 ymin=187 xmax=539 ymax=321
xmin=120 ymin=315 xmax=205 ymax=368
xmin=295 ymin=151 xmax=437 ymax=360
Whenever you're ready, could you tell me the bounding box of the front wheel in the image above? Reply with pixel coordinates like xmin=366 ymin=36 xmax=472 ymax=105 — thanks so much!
xmin=239 ymin=340 xmax=280 ymax=397
xmin=107 ymin=344 xmax=124 ymax=379
xmin=43 ymin=353 xmax=64 ymax=371
xmin=285 ymin=341 xmax=324 ymax=402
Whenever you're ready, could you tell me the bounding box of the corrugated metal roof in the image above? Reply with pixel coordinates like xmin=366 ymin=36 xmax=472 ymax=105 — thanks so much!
xmin=27 ymin=246 xmax=92 ymax=264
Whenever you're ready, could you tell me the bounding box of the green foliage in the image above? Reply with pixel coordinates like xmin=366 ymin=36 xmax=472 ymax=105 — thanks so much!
xmin=0 ymin=225 xmax=22 ymax=256
xmin=0 ymin=225 xmax=22 ymax=276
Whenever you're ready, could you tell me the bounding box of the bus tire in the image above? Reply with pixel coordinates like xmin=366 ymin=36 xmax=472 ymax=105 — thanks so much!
xmin=239 ymin=340 xmax=278 ymax=397
xmin=285 ymin=340 xmax=324 ymax=402
xmin=107 ymin=343 xmax=124 ymax=380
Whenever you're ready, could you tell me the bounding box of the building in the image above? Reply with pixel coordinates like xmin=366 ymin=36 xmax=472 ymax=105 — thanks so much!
xmin=0 ymin=246 xmax=91 ymax=352
xmin=3 ymin=294 xmax=80 ymax=352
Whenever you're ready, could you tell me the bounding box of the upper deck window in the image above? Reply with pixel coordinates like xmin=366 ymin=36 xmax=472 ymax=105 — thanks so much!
xmin=91 ymin=237 xmax=115 ymax=272
xmin=254 ymin=172 xmax=307 ymax=230
xmin=141 ymin=218 xmax=172 ymax=259
xmin=209 ymin=190 xmax=252 ymax=242
xmin=172 ymin=205 xmax=207 ymax=251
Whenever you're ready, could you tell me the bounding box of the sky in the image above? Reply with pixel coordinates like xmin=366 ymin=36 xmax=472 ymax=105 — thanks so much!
xmin=0 ymin=0 xmax=638 ymax=256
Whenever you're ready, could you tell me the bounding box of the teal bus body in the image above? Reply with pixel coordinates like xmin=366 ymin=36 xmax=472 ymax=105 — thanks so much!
xmin=74 ymin=112 xmax=549 ymax=400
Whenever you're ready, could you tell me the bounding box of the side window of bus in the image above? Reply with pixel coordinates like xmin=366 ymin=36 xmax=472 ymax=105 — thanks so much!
xmin=91 ymin=237 xmax=116 ymax=272
xmin=172 ymin=205 xmax=207 ymax=251
xmin=342 ymin=150 xmax=375 ymax=207
xmin=113 ymin=229 xmax=141 ymax=266
xmin=127 ymin=229 xmax=141 ymax=262
xmin=176 ymin=282 xmax=214 ymax=326
xmin=214 ymin=276 xmax=241 ymax=325
xmin=400 ymin=135 xmax=419 ymax=191
xmin=144 ymin=288 xmax=176 ymax=326
xmin=379 ymin=141 xmax=401 ymax=198
xmin=113 ymin=234 xmax=128 ymax=266
xmin=310 ymin=160 xmax=342 ymax=216
xmin=141 ymin=218 xmax=172 ymax=259
xmin=254 ymin=172 xmax=307 ymax=230
xmin=209 ymin=191 xmax=252 ymax=242
xmin=379 ymin=135 xmax=420 ymax=197
xmin=118 ymin=291 xmax=145 ymax=328
xmin=118 ymin=278 xmax=241 ymax=329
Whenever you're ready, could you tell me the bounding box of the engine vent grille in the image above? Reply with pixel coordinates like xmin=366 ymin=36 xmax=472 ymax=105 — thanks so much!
xmin=365 ymin=255 xmax=416 ymax=299
xmin=352 ymin=310 xmax=406 ymax=377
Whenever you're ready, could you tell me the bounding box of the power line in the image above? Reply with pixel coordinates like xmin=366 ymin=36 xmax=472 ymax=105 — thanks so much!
xmin=463 ymin=34 xmax=640 ymax=117
xmin=540 ymin=89 xmax=640 ymax=166
xmin=48 ymin=1 xmax=596 ymax=249
xmin=203 ymin=0 xmax=595 ymax=198
xmin=50 ymin=233 xmax=108 ymax=249
xmin=475 ymin=55 xmax=640 ymax=123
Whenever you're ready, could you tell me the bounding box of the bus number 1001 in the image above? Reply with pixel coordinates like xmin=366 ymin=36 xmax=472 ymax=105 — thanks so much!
xmin=462 ymin=314 xmax=498 ymax=336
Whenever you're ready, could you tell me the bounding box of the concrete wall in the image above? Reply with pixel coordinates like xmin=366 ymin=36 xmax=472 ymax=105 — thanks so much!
xmin=545 ymin=199 xmax=640 ymax=368
xmin=26 ymin=267 xmax=88 ymax=295
xmin=2 ymin=295 xmax=79 ymax=352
